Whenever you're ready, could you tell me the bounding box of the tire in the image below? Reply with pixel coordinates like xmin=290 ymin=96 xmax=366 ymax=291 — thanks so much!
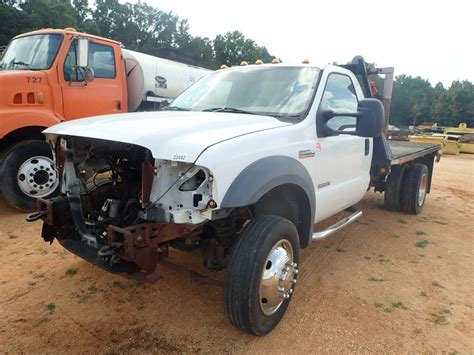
xmin=384 ymin=165 xmax=407 ymax=211
xmin=224 ymin=215 xmax=300 ymax=336
xmin=0 ymin=140 xmax=59 ymax=212
xmin=400 ymin=164 xmax=429 ymax=215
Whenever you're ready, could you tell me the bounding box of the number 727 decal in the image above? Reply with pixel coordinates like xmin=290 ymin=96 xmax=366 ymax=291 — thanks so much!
xmin=26 ymin=76 xmax=42 ymax=84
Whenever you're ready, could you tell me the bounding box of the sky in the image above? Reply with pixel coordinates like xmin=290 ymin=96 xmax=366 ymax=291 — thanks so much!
xmin=123 ymin=0 xmax=472 ymax=87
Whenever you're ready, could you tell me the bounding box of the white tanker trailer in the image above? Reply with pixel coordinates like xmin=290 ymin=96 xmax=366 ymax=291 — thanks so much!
xmin=122 ymin=49 xmax=212 ymax=111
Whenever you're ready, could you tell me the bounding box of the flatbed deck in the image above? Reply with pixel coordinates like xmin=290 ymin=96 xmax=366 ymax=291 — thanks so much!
xmin=388 ymin=140 xmax=440 ymax=165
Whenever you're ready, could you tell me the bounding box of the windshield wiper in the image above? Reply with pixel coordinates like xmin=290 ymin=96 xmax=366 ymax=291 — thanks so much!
xmin=165 ymin=106 xmax=191 ymax=111
xmin=12 ymin=61 xmax=30 ymax=68
xmin=202 ymin=107 xmax=257 ymax=115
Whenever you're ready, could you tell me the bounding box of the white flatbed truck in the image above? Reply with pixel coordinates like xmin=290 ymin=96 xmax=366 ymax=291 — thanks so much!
xmin=28 ymin=56 xmax=440 ymax=335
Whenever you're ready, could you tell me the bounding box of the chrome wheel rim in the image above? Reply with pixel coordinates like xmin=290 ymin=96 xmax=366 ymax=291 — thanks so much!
xmin=418 ymin=174 xmax=427 ymax=206
xmin=17 ymin=156 xmax=58 ymax=198
xmin=259 ymin=239 xmax=298 ymax=316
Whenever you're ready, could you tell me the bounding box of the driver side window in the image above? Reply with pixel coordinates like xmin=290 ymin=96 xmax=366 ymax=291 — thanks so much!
xmin=321 ymin=74 xmax=358 ymax=130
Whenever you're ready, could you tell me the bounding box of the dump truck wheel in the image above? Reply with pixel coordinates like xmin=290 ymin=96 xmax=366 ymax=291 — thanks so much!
xmin=0 ymin=140 xmax=59 ymax=211
xmin=224 ymin=215 xmax=299 ymax=335
xmin=384 ymin=165 xmax=407 ymax=211
xmin=401 ymin=164 xmax=429 ymax=215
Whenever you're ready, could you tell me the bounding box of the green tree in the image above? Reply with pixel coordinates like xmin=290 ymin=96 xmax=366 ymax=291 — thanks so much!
xmin=0 ymin=2 xmax=30 ymax=45
xmin=20 ymin=0 xmax=77 ymax=30
xmin=214 ymin=30 xmax=273 ymax=67
xmin=445 ymin=81 xmax=474 ymax=126
xmin=391 ymin=75 xmax=434 ymax=127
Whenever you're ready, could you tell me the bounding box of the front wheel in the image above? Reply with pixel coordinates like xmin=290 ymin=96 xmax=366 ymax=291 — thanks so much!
xmin=224 ymin=215 xmax=299 ymax=335
xmin=0 ymin=140 xmax=59 ymax=211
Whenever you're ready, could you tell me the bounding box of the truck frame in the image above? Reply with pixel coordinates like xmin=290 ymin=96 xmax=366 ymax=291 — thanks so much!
xmin=28 ymin=57 xmax=439 ymax=336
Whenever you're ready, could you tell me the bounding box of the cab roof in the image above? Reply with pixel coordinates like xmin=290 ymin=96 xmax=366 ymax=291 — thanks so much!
xmin=218 ymin=62 xmax=321 ymax=71
xmin=13 ymin=28 xmax=121 ymax=46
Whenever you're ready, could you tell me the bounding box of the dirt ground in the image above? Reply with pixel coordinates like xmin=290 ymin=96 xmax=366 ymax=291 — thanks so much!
xmin=0 ymin=154 xmax=473 ymax=354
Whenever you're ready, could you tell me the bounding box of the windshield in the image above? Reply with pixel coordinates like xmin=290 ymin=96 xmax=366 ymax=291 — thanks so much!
xmin=169 ymin=66 xmax=320 ymax=119
xmin=0 ymin=34 xmax=63 ymax=70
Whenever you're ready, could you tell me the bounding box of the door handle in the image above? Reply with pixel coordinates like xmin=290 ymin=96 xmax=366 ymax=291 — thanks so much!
xmin=364 ymin=139 xmax=370 ymax=156
xmin=116 ymin=100 xmax=122 ymax=111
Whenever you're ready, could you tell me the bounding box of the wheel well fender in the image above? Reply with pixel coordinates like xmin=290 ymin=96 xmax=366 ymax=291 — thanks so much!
xmin=0 ymin=126 xmax=49 ymax=156
xmin=221 ymin=156 xmax=315 ymax=247
xmin=0 ymin=111 xmax=61 ymax=139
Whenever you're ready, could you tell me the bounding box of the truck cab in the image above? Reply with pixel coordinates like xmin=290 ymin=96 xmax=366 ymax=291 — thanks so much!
xmin=0 ymin=29 xmax=127 ymax=210
xmin=0 ymin=28 xmax=210 ymax=211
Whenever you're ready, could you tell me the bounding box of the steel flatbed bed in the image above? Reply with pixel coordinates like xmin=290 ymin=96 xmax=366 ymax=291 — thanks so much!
xmin=388 ymin=140 xmax=441 ymax=165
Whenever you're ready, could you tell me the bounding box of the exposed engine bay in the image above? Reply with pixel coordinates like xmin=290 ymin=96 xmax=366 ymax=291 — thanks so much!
xmin=30 ymin=136 xmax=245 ymax=280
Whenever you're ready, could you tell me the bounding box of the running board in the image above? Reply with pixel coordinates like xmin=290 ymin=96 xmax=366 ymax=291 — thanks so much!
xmin=312 ymin=207 xmax=363 ymax=240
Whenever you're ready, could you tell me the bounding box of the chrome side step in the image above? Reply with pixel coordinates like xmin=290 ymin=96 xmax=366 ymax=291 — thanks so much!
xmin=312 ymin=207 xmax=363 ymax=240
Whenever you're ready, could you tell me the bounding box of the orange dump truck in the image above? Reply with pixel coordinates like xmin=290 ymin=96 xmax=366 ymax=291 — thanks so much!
xmin=0 ymin=28 xmax=211 ymax=211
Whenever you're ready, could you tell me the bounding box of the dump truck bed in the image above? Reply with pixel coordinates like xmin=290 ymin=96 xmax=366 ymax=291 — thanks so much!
xmin=388 ymin=140 xmax=440 ymax=165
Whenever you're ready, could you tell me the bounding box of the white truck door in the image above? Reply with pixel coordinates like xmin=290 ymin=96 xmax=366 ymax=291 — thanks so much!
xmin=313 ymin=71 xmax=372 ymax=222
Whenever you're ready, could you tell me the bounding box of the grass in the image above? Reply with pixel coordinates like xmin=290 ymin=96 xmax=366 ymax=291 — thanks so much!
xmin=420 ymin=291 xmax=428 ymax=297
xmin=398 ymin=219 xmax=408 ymax=224
xmin=434 ymin=220 xmax=448 ymax=225
xmin=31 ymin=272 xmax=46 ymax=279
xmin=375 ymin=300 xmax=408 ymax=313
xmin=374 ymin=303 xmax=392 ymax=313
xmin=416 ymin=230 xmax=428 ymax=236
xmin=88 ymin=285 xmax=98 ymax=294
xmin=413 ymin=328 xmax=422 ymax=335
xmin=113 ymin=280 xmax=126 ymax=289
xmin=364 ymin=256 xmax=371 ymax=260
xmin=65 ymin=267 xmax=78 ymax=276
xmin=131 ymin=280 xmax=144 ymax=287
xmin=46 ymin=303 xmax=56 ymax=314
xmin=431 ymin=309 xmax=450 ymax=325
xmin=368 ymin=277 xmax=384 ymax=282
xmin=335 ymin=248 xmax=346 ymax=253
xmin=415 ymin=240 xmax=430 ymax=249
xmin=391 ymin=301 xmax=408 ymax=310
xmin=432 ymin=281 xmax=443 ymax=288
xmin=74 ymin=292 xmax=90 ymax=304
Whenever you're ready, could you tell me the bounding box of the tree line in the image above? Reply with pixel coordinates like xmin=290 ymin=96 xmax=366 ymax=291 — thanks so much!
xmin=1 ymin=0 xmax=473 ymax=127
xmin=0 ymin=0 xmax=274 ymax=68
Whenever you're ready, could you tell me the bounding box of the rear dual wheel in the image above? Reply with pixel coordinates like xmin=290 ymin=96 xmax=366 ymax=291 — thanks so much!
xmin=224 ymin=215 xmax=299 ymax=336
xmin=384 ymin=163 xmax=428 ymax=214
xmin=400 ymin=164 xmax=428 ymax=214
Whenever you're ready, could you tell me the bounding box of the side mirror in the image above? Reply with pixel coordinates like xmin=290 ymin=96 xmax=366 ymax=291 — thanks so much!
xmin=83 ymin=67 xmax=94 ymax=82
xmin=356 ymin=99 xmax=385 ymax=138
xmin=316 ymin=98 xmax=385 ymax=138
xmin=76 ymin=37 xmax=89 ymax=68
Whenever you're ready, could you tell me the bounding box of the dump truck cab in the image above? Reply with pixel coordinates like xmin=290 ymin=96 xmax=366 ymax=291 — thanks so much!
xmin=0 ymin=28 xmax=128 ymax=130
xmin=0 ymin=28 xmax=211 ymax=211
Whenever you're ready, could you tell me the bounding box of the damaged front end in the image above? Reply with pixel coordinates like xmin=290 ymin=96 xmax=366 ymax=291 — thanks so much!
xmin=28 ymin=136 xmax=223 ymax=281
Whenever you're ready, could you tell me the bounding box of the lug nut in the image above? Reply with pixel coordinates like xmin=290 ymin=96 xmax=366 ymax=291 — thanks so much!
xmin=284 ymin=293 xmax=290 ymax=299
xmin=292 ymin=262 xmax=298 ymax=268
xmin=288 ymin=289 xmax=293 ymax=294
xmin=292 ymin=278 xmax=297 ymax=284
xmin=294 ymin=269 xmax=299 ymax=274
xmin=277 ymin=286 xmax=284 ymax=292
